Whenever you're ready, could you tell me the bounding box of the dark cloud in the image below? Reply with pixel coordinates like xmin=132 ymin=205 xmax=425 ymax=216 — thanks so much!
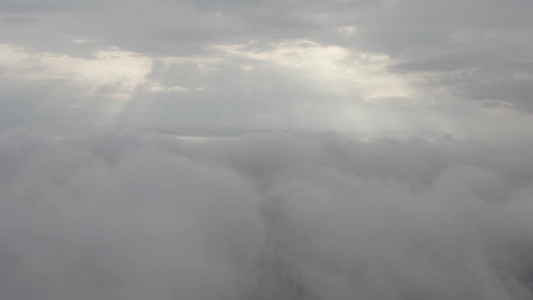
xmin=391 ymin=45 xmax=533 ymax=110
xmin=367 ymin=0 xmax=533 ymax=110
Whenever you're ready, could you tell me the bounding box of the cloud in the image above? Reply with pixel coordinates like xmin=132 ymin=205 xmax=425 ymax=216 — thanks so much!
xmin=2 ymin=0 xmax=533 ymax=136
xmin=1 ymin=129 xmax=533 ymax=299
xmin=2 ymin=1 xmax=533 ymax=298
xmin=0 ymin=44 xmax=153 ymax=99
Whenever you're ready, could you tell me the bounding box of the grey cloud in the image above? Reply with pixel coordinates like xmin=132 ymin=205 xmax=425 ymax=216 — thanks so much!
xmin=2 ymin=1 xmax=533 ymax=298
xmin=2 ymin=0 xmax=532 ymax=57
xmin=0 ymin=0 xmax=365 ymax=56
xmin=0 ymin=0 xmax=101 ymax=13
xmin=2 ymin=0 xmax=533 ymax=135
xmin=391 ymin=46 xmax=533 ymax=110
xmin=368 ymin=0 xmax=533 ymax=110
xmin=1 ymin=129 xmax=533 ymax=299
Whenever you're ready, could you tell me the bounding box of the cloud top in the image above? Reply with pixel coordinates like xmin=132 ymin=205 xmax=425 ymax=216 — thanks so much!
xmin=1 ymin=129 xmax=533 ymax=299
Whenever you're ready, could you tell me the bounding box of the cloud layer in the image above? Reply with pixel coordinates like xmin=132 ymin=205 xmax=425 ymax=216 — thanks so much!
xmin=2 ymin=0 xmax=533 ymax=137
xmin=1 ymin=129 xmax=533 ymax=299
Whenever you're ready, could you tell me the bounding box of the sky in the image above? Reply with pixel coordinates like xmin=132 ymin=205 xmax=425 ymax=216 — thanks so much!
xmin=1 ymin=0 xmax=533 ymax=139
xmin=3 ymin=1 xmax=533 ymax=300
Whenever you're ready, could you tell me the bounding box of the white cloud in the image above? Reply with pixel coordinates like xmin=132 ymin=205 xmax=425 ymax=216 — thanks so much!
xmin=215 ymin=39 xmax=415 ymax=101
xmin=0 ymin=43 xmax=153 ymax=99
xmin=216 ymin=40 xmax=350 ymax=69
xmin=0 ymin=44 xmax=224 ymax=101
xmin=143 ymin=81 xmax=187 ymax=93
xmin=337 ymin=25 xmax=357 ymax=39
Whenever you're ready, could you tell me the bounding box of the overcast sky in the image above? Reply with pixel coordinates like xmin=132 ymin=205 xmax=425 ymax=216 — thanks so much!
xmin=1 ymin=0 xmax=533 ymax=138
xmin=3 ymin=2 xmax=533 ymax=299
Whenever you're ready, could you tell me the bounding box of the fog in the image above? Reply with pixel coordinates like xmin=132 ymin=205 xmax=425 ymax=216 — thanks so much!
xmin=1 ymin=129 xmax=533 ymax=299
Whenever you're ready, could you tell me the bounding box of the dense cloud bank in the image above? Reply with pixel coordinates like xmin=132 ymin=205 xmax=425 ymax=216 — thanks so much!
xmin=1 ymin=129 xmax=533 ymax=299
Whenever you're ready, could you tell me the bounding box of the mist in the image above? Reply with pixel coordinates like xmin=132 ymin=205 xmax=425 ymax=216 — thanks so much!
xmin=0 ymin=129 xmax=532 ymax=299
